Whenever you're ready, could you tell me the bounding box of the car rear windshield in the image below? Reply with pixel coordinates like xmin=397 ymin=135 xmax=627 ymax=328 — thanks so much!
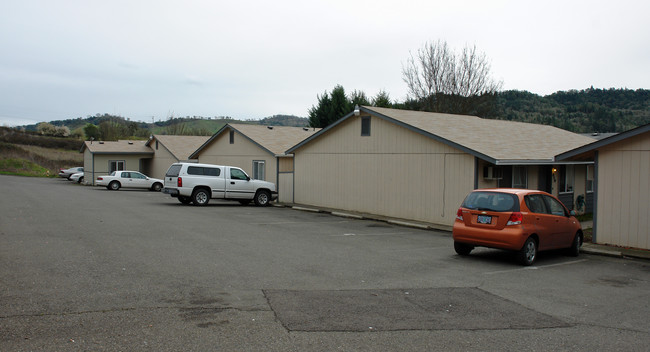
xmin=165 ymin=164 xmax=182 ymax=177
xmin=462 ymin=191 xmax=520 ymax=212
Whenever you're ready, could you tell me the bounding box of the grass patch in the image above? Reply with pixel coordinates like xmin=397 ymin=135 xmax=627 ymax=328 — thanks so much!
xmin=0 ymin=158 xmax=53 ymax=177
xmin=0 ymin=142 xmax=83 ymax=177
xmin=576 ymin=213 xmax=593 ymax=222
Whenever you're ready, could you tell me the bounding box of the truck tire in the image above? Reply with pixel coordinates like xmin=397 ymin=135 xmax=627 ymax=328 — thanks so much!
xmin=178 ymin=196 xmax=192 ymax=205
xmin=192 ymin=188 xmax=210 ymax=206
xmin=254 ymin=190 xmax=271 ymax=206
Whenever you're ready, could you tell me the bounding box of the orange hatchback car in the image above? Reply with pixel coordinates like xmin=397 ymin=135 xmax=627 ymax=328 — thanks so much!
xmin=452 ymin=189 xmax=583 ymax=266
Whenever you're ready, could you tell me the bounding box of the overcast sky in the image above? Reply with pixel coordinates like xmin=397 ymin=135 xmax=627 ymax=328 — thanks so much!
xmin=1 ymin=0 xmax=648 ymax=126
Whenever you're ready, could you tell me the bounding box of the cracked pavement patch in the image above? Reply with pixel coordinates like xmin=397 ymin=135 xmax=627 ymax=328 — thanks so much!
xmin=264 ymin=287 xmax=570 ymax=332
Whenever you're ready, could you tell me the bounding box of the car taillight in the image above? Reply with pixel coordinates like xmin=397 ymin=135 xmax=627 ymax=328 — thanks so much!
xmin=177 ymin=177 xmax=182 ymax=187
xmin=97 ymin=177 xmax=103 ymax=180
xmin=456 ymin=208 xmax=463 ymax=221
xmin=507 ymin=212 xmax=523 ymax=226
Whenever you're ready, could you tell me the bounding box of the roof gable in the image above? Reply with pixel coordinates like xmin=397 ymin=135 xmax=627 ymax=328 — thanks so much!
xmin=191 ymin=123 xmax=320 ymax=158
xmin=147 ymin=135 xmax=210 ymax=160
xmin=289 ymin=106 xmax=595 ymax=164
xmin=556 ymin=123 xmax=650 ymax=161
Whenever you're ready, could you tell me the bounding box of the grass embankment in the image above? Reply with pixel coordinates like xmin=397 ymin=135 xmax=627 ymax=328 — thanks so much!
xmin=0 ymin=142 xmax=83 ymax=177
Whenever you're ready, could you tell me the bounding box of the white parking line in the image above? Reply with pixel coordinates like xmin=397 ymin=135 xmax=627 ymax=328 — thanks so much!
xmin=250 ymin=220 xmax=351 ymax=225
xmin=330 ymin=232 xmax=415 ymax=237
xmin=484 ymin=259 xmax=588 ymax=275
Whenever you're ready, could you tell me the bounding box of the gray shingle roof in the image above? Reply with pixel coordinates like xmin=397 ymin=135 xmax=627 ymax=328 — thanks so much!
xmin=192 ymin=124 xmax=321 ymax=158
xmin=364 ymin=106 xmax=596 ymax=163
xmin=81 ymin=140 xmax=153 ymax=154
xmin=148 ymin=135 xmax=211 ymax=160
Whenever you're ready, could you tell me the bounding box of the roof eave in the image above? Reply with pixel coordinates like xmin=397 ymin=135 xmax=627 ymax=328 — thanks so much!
xmin=556 ymin=123 xmax=650 ymax=161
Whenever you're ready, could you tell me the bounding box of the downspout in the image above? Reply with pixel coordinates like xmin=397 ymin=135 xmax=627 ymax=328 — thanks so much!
xmin=592 ymin=151 xmax=599 ymax=243
xmin=92 ymin=152 xmax=95 ymax=186
xmin=474 ymin=157 xmax=479 ymax=190
xmin=276 ymin=157 xmax=280 ymax=203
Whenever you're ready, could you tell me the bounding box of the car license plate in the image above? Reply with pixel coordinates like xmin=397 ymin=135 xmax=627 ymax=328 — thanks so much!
xmin=477 ymin=215 xmax=492 ymax=224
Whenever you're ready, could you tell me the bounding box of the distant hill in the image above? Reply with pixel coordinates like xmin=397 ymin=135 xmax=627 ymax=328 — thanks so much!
xmin=495 ymin=88 xmax=650 ymax=133
xmin=15 ymin=88 xmax=650 ymax=136
xmin=22 ymin=113 xmax=309 ymax=135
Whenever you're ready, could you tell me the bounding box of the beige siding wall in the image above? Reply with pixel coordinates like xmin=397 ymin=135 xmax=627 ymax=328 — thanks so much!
xmin=278 ymin=173 xmax=294 ymax=203
xmin=82 ymin=149 xmax=93 ymax=184
xmin=477 ymin=159 xmax=497 ymax=189
xmin=147 ymin=142 xmax=179 ymax=179
xmin=196 ymin=131 xmax=278 ymax=184
xmin=596 ymin=132 xmax=650 ymax=249
xmin=85 ymin=154 xmax=148 ymax=185
xmin=293 ymin=114 xmax=474 ymax=226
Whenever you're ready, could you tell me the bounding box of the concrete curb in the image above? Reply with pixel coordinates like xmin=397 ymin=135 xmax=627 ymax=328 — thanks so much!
xmin=331 ymin=212 xmax=364 ymax=219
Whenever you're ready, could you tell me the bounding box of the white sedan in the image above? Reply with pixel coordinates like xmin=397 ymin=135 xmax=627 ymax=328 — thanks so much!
xmin=59 ymin=167 xmax=83 ymax=179
xmin=69 ymin=172 xmax=84 ymax=183
xmin=96 ymin=171 xmax=163 ymax=191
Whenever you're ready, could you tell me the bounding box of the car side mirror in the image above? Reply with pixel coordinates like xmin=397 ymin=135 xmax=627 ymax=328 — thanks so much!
xmin=246 ymin=176 xmax=250 ymax=181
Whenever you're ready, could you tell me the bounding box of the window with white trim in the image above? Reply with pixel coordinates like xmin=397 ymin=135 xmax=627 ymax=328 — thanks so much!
xmin=559 ymin=165 xmax=574 ymax=193
xmin=109 ymin=160 xmax=125 ymax=173
xmin=252 ymin=160 xmax=265 ymax=180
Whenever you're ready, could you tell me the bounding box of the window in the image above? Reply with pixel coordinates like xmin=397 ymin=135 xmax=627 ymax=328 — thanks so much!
xmin=229 ymin=130 xmax=235 ymax=144
xmin=131 ymin=172 xmax=146 ymax=179
xmin=361 ymin=116 xmax=371 ymax=136
xmin=586 ymin=165 xmax=594 ymax=193
xmin=155 ymin=141 xmax=158 ymax=150
xmin=462 ymin=191 xmax=519 ymax=212
xmin=109 ymin=160 xmax=125 ymax=173
xmin=252 ymin=160 xmax=265 ymax=180
xmin=559 ymin=165 xmax=574 ymax=193
xmin=187 ymin=166 xmax=221 ymax=176
xmin=525 ymin=194 xmax=548 ymax=214
xmin=512 ymin=166 xmax=527 ymax=188
xmin=121 ymin=172 xmax=131 ymax=178
xmin=230 ymin=168 xmax=248 ymax=180
xmin=166 ymin=164 xmax=182 ymax=177
xmin=543 ymin=195 xmax=568 ymax=216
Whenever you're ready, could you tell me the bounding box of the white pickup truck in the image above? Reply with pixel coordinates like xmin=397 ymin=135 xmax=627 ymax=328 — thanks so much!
xmin=162 ymin=162 xmax=277 ymax=206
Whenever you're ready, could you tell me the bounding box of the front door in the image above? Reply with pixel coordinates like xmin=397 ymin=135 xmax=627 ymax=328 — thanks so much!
xmin=226 ymin=168 xmax=256 ymax=199
xmin=538 ymin=166 xmax=552 ymax=193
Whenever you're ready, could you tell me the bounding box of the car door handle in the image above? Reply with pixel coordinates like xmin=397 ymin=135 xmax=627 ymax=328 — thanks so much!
xmin=230 ymin=181 xmax=235 ymax=184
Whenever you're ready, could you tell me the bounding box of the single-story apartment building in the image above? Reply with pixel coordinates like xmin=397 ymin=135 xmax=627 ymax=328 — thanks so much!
xmin=80 ymin=140 xmax=153 ymax=186
xmin=556 ymin=123 xmax=650 ymax=250
xmin=189 ymin=123 xmax=320 ymax=202
xmin=143 ymin=134 xmax=210 ymax=179
xmin=286 ymin=106 xmax=597 ymax=229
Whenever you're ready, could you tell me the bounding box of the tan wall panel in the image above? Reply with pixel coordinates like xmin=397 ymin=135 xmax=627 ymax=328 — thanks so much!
xmin=278 ymin=173 xmax=294 ymax=203
xmin=148 ymin=143 xmax=178 ymax=179
xmin=299 ymin=115 xmax=458 ymax=155
xmin=197 ymin=132 xmax=278 ymax=184
xmin=294 ymin=152 xmax=473 ymax=225
xmin=87 ymin=154 xmax=148 ymax=185
xmin=597 ymin=146 xmax=650 ymax=249
xmin=293 ymin=115 xmax=475 ymax=226
xmin=279 ymin=157 xmax=293 ymax=172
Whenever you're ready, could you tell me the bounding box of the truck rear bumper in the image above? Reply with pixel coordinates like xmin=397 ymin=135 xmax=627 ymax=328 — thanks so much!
xmin=162 ymin=188 xmax=179 ymax=197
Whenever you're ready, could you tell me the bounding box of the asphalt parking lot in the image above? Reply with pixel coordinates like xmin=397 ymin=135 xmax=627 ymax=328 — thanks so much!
xmin=1 ymin=175 xmax=649 ymax=351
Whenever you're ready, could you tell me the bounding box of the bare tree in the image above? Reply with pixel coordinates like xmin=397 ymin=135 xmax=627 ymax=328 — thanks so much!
xmin=402 ymin=40 xmax=502 ymax=115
